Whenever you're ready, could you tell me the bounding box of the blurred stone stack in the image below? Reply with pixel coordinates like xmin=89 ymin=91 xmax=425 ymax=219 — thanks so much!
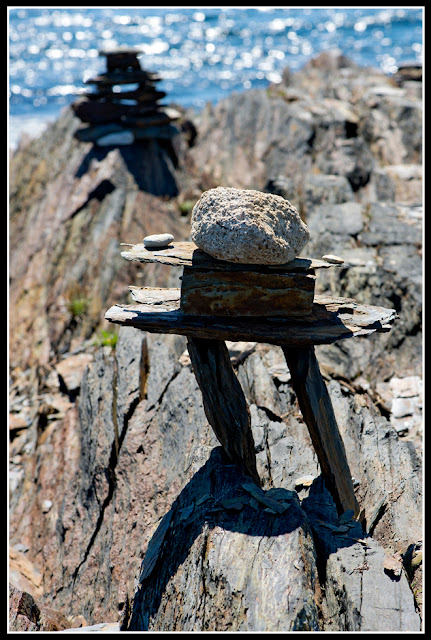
xmin=72 ymin=48 xmax=181 ymax=146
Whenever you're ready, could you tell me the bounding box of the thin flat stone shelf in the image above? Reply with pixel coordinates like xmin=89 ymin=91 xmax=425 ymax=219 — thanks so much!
xmin=105 ymin=287 xmax=396 ymax=346
xmin=120 ymin=241 xmax=337 ymax=272
xmin=120 ymin=242 xmax=344 ymax=318
xmin=85 ymin=71 xmax=161 ymax=85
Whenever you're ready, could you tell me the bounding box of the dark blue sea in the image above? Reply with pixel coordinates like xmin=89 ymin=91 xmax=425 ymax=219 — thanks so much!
xmin=8 ymin=6 xmax=423 ymax=149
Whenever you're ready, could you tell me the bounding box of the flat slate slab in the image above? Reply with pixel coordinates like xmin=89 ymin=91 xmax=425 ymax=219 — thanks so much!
xmin=85 ymin=71 xmax=161 ymax=85
xmin=120 ymin=241 xmax=336 ymax=272
xmin=105 ymin=288 xmax=396 ymax=346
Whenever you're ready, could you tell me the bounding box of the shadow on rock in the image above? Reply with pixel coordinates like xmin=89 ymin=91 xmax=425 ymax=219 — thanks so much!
xmin=127 ymin=447 xmax=362 ymax=632
xmin=75 ymin=139 xmax=179 ymax=197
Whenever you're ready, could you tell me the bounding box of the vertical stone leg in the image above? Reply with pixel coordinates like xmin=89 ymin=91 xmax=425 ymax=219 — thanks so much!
xmin=187 ymin=337 xmax=260 ymax=485
xmin=282 ymin=345 xmax=359 ymax=516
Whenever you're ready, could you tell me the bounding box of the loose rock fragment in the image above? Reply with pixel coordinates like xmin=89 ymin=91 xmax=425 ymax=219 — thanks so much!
xmin=383 ymin=551 xmax=404 ymax=577
xmin=178 ymin=503 xmax=194 ymax=522
xmin=143 ymin=233 xmax=174 ymax=249
xmin=337 ymin=509 xmax=355 ymax=524
xmin=241 ymin=482 xmax=289 ymax=514
xmin=219 ymin=496 xmax=250 ymax=512
xmin=191 ymin=187 xmax=310 ymax=265
xmin=294 ymin=475 xmax=316 ymax=489
xmin=333 ymin=525 xmax=350 ymax=534
xmin=322 ymin=254 xmax=344 ymax=264
xmin=265 ymin=487 xmax=295 ymax=502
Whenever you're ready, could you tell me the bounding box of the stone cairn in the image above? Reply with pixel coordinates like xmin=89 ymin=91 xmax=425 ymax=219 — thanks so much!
xmin=109 ymin=186 xmax=395 ymax=517
xmin=72 ymin=48 xmax=181 ymax=146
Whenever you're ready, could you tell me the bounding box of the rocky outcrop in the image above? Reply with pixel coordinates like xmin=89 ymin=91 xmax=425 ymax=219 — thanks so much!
xmin=10 ymin=328 xmax=212 ymax=624
xmin=129 ymin=449 xmax=322 ymax=632
xmin=9 ymin=51 xmax=422 ymax=631
xmin=185 ymin=50 xmax=421 ymax=197
xmin=306 ymin=199 xmax=422 ymax=396
xmin=9 ymin=329 xmax=422 ymax=630
xmin=9 ymin=107 xmax=191 ymax=371
xmin=9 ymin=585 xmax=73 ymax=631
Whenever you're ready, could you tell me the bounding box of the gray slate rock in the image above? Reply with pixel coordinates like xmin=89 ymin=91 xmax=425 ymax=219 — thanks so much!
xmin=322 ymin=537 xmax=420 ymax=631
xmin=302 ymin=479 xmax=421 ymax=632
xmin=128 ymin=449 xmax=321 ymax=632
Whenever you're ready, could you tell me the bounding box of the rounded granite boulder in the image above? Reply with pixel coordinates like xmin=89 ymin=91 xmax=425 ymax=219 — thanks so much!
xmin=190 ymin=187 xmax=310 ymax=265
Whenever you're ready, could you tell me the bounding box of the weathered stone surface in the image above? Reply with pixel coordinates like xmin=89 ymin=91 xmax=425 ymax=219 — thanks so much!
xmin=9 ymin=107 xmax=190 ymax=371
xmin=185 ymin=89 xmax=316 ymax=190
xmin=190 ymin=187 xmax=310 ymax=264
xmin=123 ymin=344 xmax=422 ymax=631
xmin=9 ymin=329 xmax=422 ymax=630
xmin=10 ymin=329 xmax=215 ymax=624
xmin=185 ymin=50 xmax=421 ymax=195
xmin=179 ymin=266 xmax=315 ymax=317
xmin=9 ymin=546 xmax=43 ymax=599
xmin=327 ymin=380 xmax=422 ymax=552
xmin=54 ymin=353 xmax=94 ymax=397
xmin=367 ymin=164 xmax=422 ymax=204
xmin=301 ymin=198 xmax=422 ymax=388
xmin=9 ymin=585 xmax=72 ymax=632
xmin=9 ymin=50 xmax=422 ymax=631
xmin=128 ymin=450 xmax=321 ymax=632
xmin=302 ymin=480 xmax=420 ymax=632
xmin=308 ymin=201 xmax=364 ymax=238
xmin=264 ymin=173 xmax=354 ymax=218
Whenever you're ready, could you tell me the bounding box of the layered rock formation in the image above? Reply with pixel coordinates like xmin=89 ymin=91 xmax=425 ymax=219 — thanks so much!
xmin=185 ymin=50 xmax=421 ymax=195
xmin=9 ymin=107 xmax=192 ymax=372
xmin=9 ymin=51 xmax=422 ymax=631
xmin=9 ymin=329 xmax=422 ymax=630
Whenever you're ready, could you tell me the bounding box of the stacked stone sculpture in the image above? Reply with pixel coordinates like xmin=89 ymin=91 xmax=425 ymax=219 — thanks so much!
xmin=72 ymin=48 xmax=181 ymax=146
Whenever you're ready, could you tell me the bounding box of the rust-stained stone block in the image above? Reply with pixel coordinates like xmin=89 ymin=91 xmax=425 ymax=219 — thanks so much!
xmin=180 ymin=266 xmax=316 ymax=317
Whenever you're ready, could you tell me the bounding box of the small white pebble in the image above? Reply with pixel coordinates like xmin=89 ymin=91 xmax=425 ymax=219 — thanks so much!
xmin=143 ymin=233 xmax=174 ymax=249
xmin=322 ymin=254 xmax=344 ymax=264
xmin=41 ymin=499 xmax=53 ymax=513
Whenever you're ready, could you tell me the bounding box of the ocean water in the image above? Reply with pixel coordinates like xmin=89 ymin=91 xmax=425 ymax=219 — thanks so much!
xmin=8 ymin=6 xmax=423 ymax=149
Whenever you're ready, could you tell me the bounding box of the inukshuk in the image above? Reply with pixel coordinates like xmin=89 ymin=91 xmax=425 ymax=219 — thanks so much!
xmin=106 ymin=187 xmax=396 ymax=515
xmin=72 ymin=48 xmax=181 ymax=146
xmin=184 ymin=187 xmax=312 ymax=317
